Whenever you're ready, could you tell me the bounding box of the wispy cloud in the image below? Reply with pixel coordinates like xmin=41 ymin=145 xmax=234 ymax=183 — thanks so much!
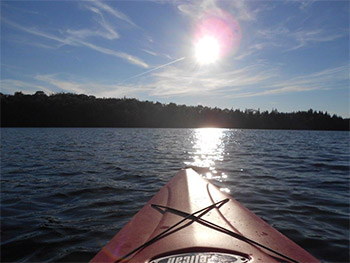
xmin=234 ymin=43 xmax=270 ymax=60
xmin=34 ymin=74 xmax=86 ymax=94
xmin=2 ymin=61 xmax=276 ymax=98
xmin=31 ymin=73 xmax=152 ymax=98
xmin=271 ymin=65 xmax=349 ymax=89
xmin=1 ymin=2 xmax=40 ymax=15
xmin=1 ymin=79 xmax=53 ymax=95
xmin=177 ymin=0 xmax=260 ymax=22
xmin=66 ymin=27 xmax=118 ymax=40
xmin=287 ymin=0 xmax=316 ymax=10
xmin=233 ymin=2 xmax=348 ymax=60
xmin=228 ymin=65 xmax=350 ymax=98
xmin=177 ymin=0 xmax=219 ymax=19
xmin=141 ymin=49 xmax=173 ymax=60
xmin=1 ymin=1 xmax=146 ymax=67
xmin=2 ymin=17 xmax=149 ymax=68
xmin=89 ymin=0 xmax=137 ymax=27
xmin=2 ymin=62 xmax=348 ymax=108
xmin=5 ymin=34 xmax=57 ymax=50
xmin=2 ymin=17 xmax=76 ymax=46
xmin=123 ymin=57 xmax=185 ymax=83
xmin=288 ymin=29 xmax=346 ymax=51
xmin=145 ymin=63 xmax=276 ymax=97
xmin=70 ymin=1 xmax=133 ymax=40
xmin=228 ymin=0 xmax=261 ymax=22
xmin=75 ymin=39 xmax=149 ymax=68
xmin=257 ymin=25 xmax=347 ymax=51
xmin=66 ymin=12 xmax=119 ymax=41
xmin=141 ymin=49 xmax=158 ymax=57
xmin=229 ymin=86 xmax=318 ymax=99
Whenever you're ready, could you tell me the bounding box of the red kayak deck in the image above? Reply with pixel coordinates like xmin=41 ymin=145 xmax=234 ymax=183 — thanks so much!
xmin=91 ymin=168 xmax=319 ymax=263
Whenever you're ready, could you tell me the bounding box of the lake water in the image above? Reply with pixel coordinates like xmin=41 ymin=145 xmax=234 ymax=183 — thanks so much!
xmin=1 ymin=128 xmax=349 ymax=262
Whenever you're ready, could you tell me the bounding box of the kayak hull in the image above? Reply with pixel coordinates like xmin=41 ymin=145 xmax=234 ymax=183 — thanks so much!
xmin=91 ymin=168 xmax=319 ymax=263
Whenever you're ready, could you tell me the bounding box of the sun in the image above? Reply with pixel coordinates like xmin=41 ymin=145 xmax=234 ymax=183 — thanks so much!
xmin=193 ymin=13 xmax=242 ymax=66
xmin=195 ymin=35 xmax=221 ymax=65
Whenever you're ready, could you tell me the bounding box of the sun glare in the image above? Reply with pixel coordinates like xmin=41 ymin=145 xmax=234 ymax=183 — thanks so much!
xmin=193 ymin=12 xmax=241 ymax=65
xmin=195 ymin=36 xmax=220 ymax=65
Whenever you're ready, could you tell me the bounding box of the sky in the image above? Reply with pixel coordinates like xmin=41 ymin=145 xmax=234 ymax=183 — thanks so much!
xmin=1 ymin=0 xmax=349 ymax=117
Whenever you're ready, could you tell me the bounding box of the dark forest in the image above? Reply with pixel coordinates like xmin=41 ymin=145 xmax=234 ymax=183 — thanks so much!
xmin=1 ymin=91 xmax=349 ymax=130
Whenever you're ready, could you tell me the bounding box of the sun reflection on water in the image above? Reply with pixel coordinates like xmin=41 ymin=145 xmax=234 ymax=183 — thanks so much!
xmin=185 ymin=128 xmax=229 ymax=192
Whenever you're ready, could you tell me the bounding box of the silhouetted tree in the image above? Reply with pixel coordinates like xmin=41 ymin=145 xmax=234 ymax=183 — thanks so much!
xmin=1 ymin=91 xmax=349 ymax=130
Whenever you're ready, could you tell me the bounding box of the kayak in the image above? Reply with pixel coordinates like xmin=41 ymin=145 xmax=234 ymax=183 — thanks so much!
xmin=91 ymin=168 xmax=319 ymax=263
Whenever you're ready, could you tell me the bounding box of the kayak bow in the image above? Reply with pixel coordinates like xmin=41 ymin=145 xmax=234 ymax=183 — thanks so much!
xmin=91 ymin=168 xmax=319 ymax=263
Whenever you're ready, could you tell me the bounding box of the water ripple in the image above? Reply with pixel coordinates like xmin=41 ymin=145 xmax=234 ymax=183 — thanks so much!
xmin=1 ymin=128 xmax=349 ymax=262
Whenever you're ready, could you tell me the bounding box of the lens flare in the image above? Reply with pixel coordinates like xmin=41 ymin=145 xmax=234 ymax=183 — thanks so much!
xmin=194 ymin=11 xmax=241 ymax=65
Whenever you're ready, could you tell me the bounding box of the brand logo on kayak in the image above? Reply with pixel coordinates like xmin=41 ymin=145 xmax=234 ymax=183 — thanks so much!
xmin=150 ymin=252 xmax=249 ymax=263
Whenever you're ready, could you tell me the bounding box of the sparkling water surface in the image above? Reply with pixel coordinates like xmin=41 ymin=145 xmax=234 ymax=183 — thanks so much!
xmin=1 ymin=128 xmax=349 ymax=262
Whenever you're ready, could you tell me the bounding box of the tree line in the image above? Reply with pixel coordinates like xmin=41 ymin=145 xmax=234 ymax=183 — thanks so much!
xmin=1 ymin=91 xmax=349 ymax=130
